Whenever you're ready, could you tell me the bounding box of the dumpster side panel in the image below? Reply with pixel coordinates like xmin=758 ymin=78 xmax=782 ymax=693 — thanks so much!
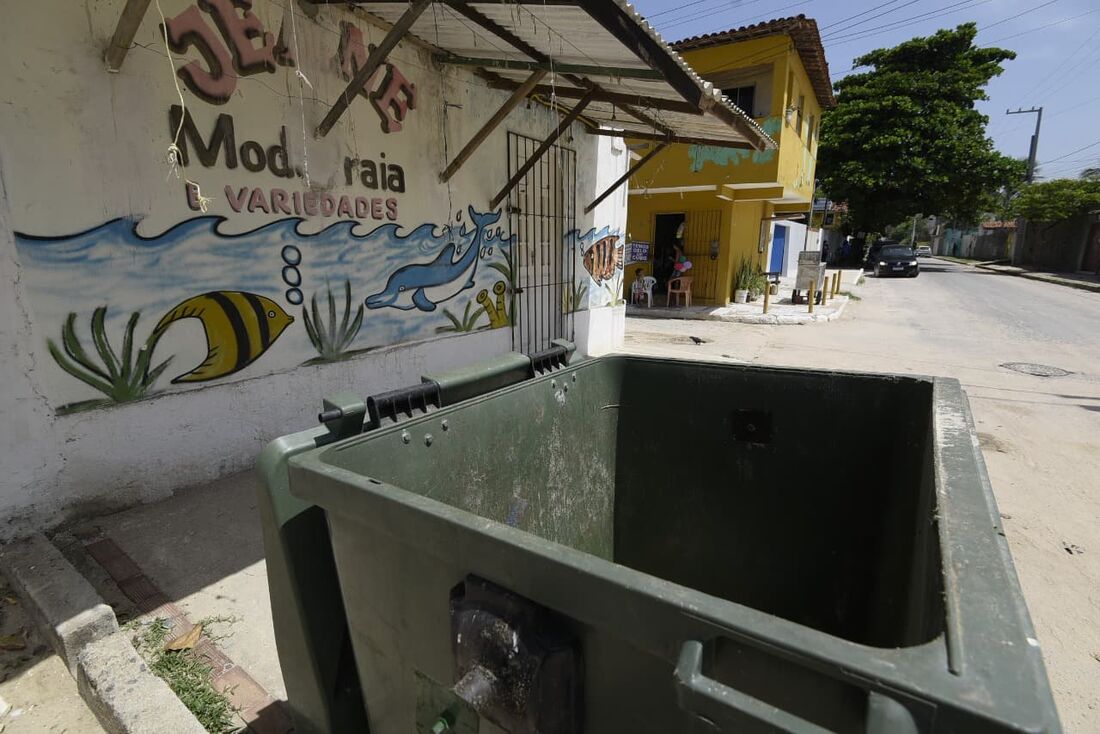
xmin=319 ymin=359 xmax=625 ymax=559
xmin=256 ymin=432 xmax=370 ymax=733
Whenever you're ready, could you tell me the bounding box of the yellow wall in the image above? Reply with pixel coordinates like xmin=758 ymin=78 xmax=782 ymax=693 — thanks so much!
xmin=775 ymin=49 xmax=823 ymax=201
xmin=625 ymin=34 xmax=826 ymax=304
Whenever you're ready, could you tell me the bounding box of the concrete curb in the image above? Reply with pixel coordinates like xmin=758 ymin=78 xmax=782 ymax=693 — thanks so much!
xmin=630 ymin=296 xmax=849 ymax=325
xmin=0 ymin=534 xmax=206 ymax=734
xmin=974 ymin=263 xmax=1100 ymax=293
xmin=77 ymin=632 xmax=206 ymax=734
xmin=0 ymin=534 xmax=117 ymax=676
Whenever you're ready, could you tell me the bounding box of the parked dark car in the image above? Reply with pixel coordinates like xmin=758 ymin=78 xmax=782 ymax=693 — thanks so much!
xmin=874 ymin=245 xmax=920 ymax=277
xmin=863 ymin=239 xmax=899 ymax=270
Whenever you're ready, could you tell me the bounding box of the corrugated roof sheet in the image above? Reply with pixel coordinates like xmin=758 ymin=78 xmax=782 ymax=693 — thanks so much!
xmin=352 ymin=1 xmax=777 ymax=150
xmin=671 ymin=15 xmax=835 ymax=109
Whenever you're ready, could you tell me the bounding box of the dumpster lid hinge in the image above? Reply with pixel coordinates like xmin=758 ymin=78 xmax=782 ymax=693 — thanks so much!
xmin=527 ymin=339 xmax=575 ymax=376
xmin=366 ymin=380 xmax=442 ymax=429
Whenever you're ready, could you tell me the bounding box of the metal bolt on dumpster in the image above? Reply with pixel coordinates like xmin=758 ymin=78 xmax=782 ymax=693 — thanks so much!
xmin=257 ymin=343 xmax=1060 ymax=733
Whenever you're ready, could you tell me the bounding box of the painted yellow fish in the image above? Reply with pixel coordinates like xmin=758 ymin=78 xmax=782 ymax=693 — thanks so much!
xmin=153 ymin=291 xmax=294 ymax=383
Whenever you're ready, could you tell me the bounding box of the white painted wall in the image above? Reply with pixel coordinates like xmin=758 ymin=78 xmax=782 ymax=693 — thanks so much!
xmin=0 ymin=0 xmax=628 ymax=534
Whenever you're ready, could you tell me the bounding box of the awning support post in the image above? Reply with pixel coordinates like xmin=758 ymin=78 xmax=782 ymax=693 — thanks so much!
xmin=104 ymin=0 xmax=153 ymax=72
xmin=315 ymin=0 xmax=432 ymax=137
xmin=441 ymin=69 xmax=546 ymax=182
xmin=490 ymin=87 xmax=598 ymax=210
xmin=584 ymin=142 xmax=666 ymax=214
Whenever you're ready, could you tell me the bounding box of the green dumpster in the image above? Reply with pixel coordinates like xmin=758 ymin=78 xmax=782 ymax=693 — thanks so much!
xmin=258 ymin=346 xmax=1060 ymax=733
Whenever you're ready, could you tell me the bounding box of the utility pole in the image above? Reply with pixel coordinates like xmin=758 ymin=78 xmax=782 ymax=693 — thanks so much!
xmin=908 ymin=213 xmax=919 ymax=245
xmin=1005 ymin=107 xmax=1043 ymax=264
xmin=1006 ymin=107 xmax=1043 ymax=182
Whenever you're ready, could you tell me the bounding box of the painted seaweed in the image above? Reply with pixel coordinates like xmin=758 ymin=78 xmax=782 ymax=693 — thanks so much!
xmin=48 ymin=307 xmax=172 ymax=414
xmin=302 ymin=280 xmax=365 ymax=362
xmin=437 ymin=301 xmax=487 ymax=333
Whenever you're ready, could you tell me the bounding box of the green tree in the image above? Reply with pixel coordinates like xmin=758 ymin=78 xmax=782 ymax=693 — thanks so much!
xmin=982 ymin=156 xmax=1028 ymax=221
xmin=1081 ymin=167 xmax=1100 ymax=181
xmin=817 ymin=24 xmax=1016 ymax=232
xmin=1011 ymin=179 xmax=1100 ymax=222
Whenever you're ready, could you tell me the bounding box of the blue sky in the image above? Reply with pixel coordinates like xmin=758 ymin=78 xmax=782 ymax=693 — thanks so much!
xmin=632 ymin=0 xmax=1100 ymax=180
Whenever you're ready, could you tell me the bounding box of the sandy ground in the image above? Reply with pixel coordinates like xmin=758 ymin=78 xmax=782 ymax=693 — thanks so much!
xmin=621 ymin=258 xmax=1100 ymax=731
xmin=0 ymin=574 xmax=102 ymax=733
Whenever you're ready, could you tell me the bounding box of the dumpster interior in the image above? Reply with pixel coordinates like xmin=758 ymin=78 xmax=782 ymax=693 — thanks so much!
xmin=316 ymin=356 xmax=944 ymax=650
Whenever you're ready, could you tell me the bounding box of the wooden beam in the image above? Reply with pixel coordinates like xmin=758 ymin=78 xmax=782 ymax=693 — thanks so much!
xmin=434 ymin=53 xmax=663 ymax=80
xmin=490 ymin=87 xmax=598 ymax=210
xmin=481 ymin=75 xmax=703 ymax=115
xmin=586 ymin=127 xmax=753 ymax=150
xmin=579 ymin=0 xmax=703 ymax=108
xmin=315 ymin=0 xmax=431 ymax=137
xmin=441 ymin=69 xmax=546 ymax=182
xmin=104 ymin=0 xmax=152 ymax=72
xmin=584 ymin=143 xmax=666 ymax=214
xmin=615 ymin=102 xmax=673 ymax=135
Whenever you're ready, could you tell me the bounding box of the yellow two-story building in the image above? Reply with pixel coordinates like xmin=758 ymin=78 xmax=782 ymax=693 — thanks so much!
xmin=626 ymin=16 xmax=834 ymax=303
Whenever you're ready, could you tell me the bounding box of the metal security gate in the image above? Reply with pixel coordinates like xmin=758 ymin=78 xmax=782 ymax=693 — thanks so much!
xmin=681 ymin=210 xmax=722 ymax=301
xmin=506 ymin=132 xmax=577 ymax=354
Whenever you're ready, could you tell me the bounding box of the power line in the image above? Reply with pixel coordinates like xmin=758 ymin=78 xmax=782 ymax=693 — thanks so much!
xmin=1032 ymin=43 xmax=1100 ymax=105
xmin=660 ymin=0 xmax=813 ymax=32
xmin=1016 ymin=23 xmax=1100 ymax=102
xmin=823 ymin=0 xmax=991 ymax=44
xmin=645 ymin=0 xmax=742 ymax=21
xmin=981 ymin=7 xmax=1100 ymax=44
xmin=819 ymin=0 xmax=923 ymax=39
xmin=976 ymin=0 xmax=1060 ymax=33
xmin=817 ymin=0 xmax=903 ymax=31
xmin=1040 ymin=139 xmax=1100 ymax=165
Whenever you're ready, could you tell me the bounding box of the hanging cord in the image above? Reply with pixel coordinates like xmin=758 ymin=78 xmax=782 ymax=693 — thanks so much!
xmin=433 ymin=3 xmax=456 ymax=235
xmin=154 ymin=0 xmax=211 ymax=211
xmin=287 ymin=0 xmax=313 ymax=187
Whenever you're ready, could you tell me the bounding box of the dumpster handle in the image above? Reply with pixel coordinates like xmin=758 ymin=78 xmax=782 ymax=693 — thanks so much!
xmin=673 ymin=640 xmax=832 ymax=733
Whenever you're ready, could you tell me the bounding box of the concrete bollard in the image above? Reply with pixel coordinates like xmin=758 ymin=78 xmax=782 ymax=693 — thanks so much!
xmin=833 ymin=272 xmax=841 ymax=296
xmin=763 ymin=282 xmax=771 ymax=314
xmin=822 ymin=275 xmax=829 ymax=304
xmin=808 ymin=280 xmax=815 ymax=314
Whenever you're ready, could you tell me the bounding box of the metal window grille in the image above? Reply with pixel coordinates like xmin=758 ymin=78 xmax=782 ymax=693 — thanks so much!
xmin=506 ymin=132 xmax=577 ymax=354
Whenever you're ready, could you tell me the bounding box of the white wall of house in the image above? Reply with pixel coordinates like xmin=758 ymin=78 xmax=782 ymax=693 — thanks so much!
xmin=0 ymin=0 xmax=627 ymax=534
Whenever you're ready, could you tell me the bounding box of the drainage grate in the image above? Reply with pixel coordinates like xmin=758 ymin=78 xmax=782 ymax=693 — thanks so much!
xmin=999 ymin=362 xmax=1073 ymax=378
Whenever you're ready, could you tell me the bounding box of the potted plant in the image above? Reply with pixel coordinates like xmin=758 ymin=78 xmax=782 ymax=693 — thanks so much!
xmin=747 ymin=268 xmax=767 ymax=302
xmin=733 ymin=257 xmax=752 ymax=303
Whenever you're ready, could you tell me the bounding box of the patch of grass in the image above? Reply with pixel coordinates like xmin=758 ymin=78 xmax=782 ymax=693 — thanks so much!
xmin=839 ymin=290 xmax=862 ymax=301
xmin=130 ymin=618 xmax=239 ymax=733
xmin=302 ymin=280 xmax=364 ymax=362
xmin=48 ymin=307 xmax=172 ymax=413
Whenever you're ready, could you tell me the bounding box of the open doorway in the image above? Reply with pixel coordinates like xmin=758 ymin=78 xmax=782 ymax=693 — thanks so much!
xmin=653 ymin=213 xmax=685 ymax=294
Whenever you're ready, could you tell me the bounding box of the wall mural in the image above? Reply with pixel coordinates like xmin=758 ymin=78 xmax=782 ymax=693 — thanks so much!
xmin=687 ymin=116 xmax=782 ymax=172
xmin=15 ymin=210 xmax=514 ymax=414
xmin=8 ymin=1 xmax=621 ymax=414
xmin=572 ymin=226 xmax=625 ymax=311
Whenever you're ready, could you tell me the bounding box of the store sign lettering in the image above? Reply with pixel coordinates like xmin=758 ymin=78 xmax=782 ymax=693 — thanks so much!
xmin=171 ymin=105 xmax=406 ymax=219
xmin=163 ymin=1 xmax=416 ymax=133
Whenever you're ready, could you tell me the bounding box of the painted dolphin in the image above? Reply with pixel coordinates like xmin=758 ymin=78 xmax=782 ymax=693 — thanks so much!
xmin=366 ymin=207 xmax=501 ymax=312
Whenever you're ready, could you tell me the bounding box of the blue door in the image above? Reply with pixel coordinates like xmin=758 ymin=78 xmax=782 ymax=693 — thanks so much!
xmin=769 ymin=224 xmax=787 ymax=274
